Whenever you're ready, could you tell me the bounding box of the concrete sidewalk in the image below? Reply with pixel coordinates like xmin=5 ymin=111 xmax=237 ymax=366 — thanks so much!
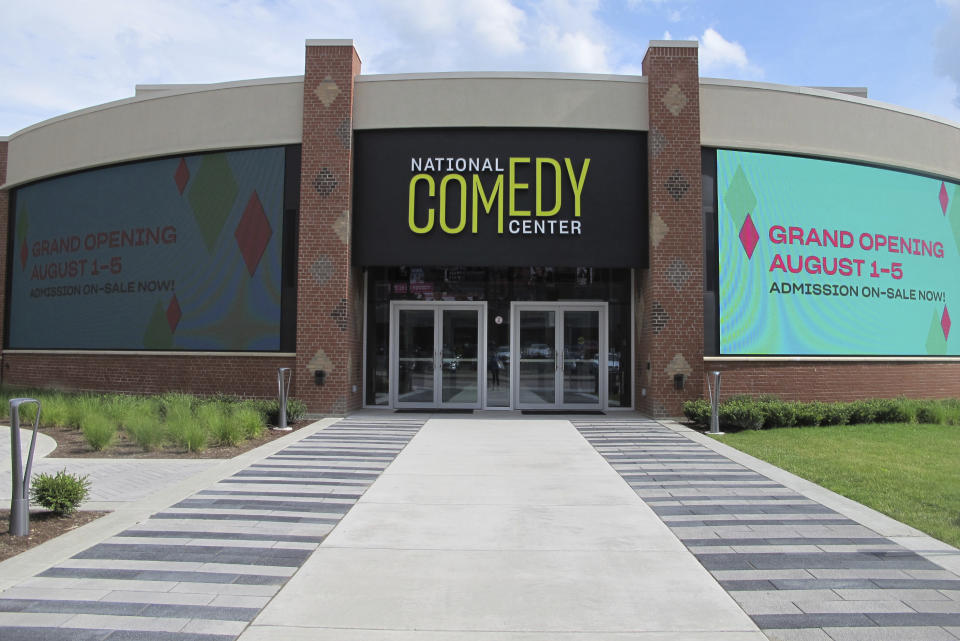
xmin=239 ymin=418 xmax=765 ymax=640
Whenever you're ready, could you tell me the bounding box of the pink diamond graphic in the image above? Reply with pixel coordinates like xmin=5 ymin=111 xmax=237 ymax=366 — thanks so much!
xmin=942 ymin=306 xmax=951 ymax=341
xmin=19 ymin=238 xmax=27 ymax=270
xmin=739 ymin=213 xmax=760 ymax=259
xmin=166 ymin=295 xmax=182 ymax=333
xmin=174 ymin=158 xmax=190 ymax=195
xmin=941 ymin=182 xmax=950 ymax=215
xmin=234 ymin=191 xmax=273 ymax=276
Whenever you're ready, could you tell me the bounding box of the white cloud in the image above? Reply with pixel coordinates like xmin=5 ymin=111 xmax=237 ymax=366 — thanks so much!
xmin=695 ymin=28 xmax=763 ymax=79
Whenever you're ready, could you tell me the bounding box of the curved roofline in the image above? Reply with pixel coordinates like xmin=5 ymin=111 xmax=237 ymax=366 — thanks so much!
xmin=356 ymin=71 xmax=646 ymax=83
xmin=7 ymin=75 xmax=305 ymax=139
xmin=702 ymin=77 xmax=960 ymax=130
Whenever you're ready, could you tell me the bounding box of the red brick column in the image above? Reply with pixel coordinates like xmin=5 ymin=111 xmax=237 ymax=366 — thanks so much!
xmin=294 ymin=40 xmax=363 ymax=415
xmin=638 ymin=41 xmax=704 ymax=416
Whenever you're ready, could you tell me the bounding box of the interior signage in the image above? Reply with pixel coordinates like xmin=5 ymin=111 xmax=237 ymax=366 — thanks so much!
xmin=353 ymin=129 xmax=647 ymax=267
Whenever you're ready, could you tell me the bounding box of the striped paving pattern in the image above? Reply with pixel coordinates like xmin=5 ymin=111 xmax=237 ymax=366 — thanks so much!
xmin=0 ymin=416 xmax=424 ymax=641
xmin=576 ymin=418 xmax=960 ymax=641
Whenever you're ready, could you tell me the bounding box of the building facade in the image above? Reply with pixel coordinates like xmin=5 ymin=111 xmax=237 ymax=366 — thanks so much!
xmin=1 ymin=39 xmax=959 ymax=416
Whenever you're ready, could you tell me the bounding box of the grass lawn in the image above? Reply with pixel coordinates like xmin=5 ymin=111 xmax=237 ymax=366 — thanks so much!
xmin=712 ymin=423 xmax=960 ymax=548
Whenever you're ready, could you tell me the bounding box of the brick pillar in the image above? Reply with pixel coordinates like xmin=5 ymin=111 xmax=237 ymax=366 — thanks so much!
xmin=638 ymin=41 xmax=704 ymax=416
xmin=295 ymin=40 xmax=363 ymax=415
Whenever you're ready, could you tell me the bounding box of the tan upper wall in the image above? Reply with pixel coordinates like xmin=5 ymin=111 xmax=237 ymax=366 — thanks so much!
xmin=353 ymin=72 xmax=649 ymax=131
xmin=3 ymin=77 xmax=304 ymax=189
xmin=701 ymin=79 xmax=960 ymax=181
xmin=5 ymin=72 xmax=960 ymax=189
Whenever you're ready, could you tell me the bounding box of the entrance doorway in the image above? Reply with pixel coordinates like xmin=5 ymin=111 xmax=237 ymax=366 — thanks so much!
xmin=390 ymin=302 xmax=486 ymax=409
xmin=512 ymin=302 xmax=607 ymax=410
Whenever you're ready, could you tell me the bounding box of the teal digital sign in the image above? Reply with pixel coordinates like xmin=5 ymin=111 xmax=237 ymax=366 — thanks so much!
xmin=718 ymin=149 xmax=960 ymax=355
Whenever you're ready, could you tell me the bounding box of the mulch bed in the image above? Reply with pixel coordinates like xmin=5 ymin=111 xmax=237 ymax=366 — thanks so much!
xmin=0 ymin=509 xmax=109 ymax=563
xmin=38 ymin=420 xmax=314 ymax=459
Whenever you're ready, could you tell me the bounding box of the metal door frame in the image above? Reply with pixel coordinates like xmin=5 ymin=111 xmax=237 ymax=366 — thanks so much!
xmin=510 ymin=301 xmax=608 ymax=411
xmin=389 ymin=301 xmax=486 ymax=409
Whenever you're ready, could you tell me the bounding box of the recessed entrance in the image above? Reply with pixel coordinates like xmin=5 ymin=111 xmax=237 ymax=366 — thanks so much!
xmin=390 ymin=302 xmax=486 ymax=409
xmin=513 ymin=302 xmax=607 ymax=410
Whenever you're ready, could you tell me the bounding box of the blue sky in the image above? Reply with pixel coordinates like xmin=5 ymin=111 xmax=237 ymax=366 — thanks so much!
xmin=1 ymin=0 xmax=958 ymax=136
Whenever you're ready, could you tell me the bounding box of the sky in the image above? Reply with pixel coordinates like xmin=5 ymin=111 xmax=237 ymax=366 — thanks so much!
xmin=1 ymin=0 xmax=959 ymax=136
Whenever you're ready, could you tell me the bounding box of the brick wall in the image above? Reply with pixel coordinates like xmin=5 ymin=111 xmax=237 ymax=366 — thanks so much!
xmin=638 ymin=42 xmax=704 ymax=416
xmin=293 ymin=42 xmax=364 ymax=415
xmin=707 ymin=360 xmax=960 ymax=402
xmin=3 ymin=352 xmax=295 ymax=397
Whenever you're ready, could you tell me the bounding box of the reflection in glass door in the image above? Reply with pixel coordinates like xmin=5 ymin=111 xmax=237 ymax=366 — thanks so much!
xmin=512 ymin=303 xmax=606 ymax=410
xmin=517 ymin=310 xmax=556 ymax=406
xmin=391 ymin=302 xmax=484 ymax=409
xmin=396 ymin=309 xmax=435 ymax=405
xmin=441 ymin=309 xmax=480 ymax=404
xmin=562 ymin=310 xmax=600 ymax=405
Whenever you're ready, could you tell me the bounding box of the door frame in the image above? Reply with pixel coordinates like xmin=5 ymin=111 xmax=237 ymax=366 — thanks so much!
xmin=389 ymin=300 xmax=487 ymax=409
xmin=510 ymin=301 xmax=608 ymax=411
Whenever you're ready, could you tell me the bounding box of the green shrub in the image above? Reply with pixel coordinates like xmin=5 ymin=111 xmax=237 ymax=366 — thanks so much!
xmin=102 ymin=394 xmax=141 ymax=427
xmin=758 ymin=398 xmax=797 ymax=429
xmin=794 ymin=401 xmax=826 ymax=427
xmin=30 ymin=469 xmax=91 ymax=516
xmin=719 ymin=397 xmax=765 ymax=430
xmin=82 ymin=414 xmax=116 ymax=451
xmin=682 ymin=399 xmax=711 ymax=427
xmin=246 ymin=398 xmax=306 ymax=426
xmin=165 ymin=403 xmax=208 ymax=452
xmin=200 ymin=402 xmax=245 ymax=447
xmin=916 ymin=401 xmax=947 ymax=425
xmin=124 ymin=411 xmax=166 ymax=451
xmin=821 ymin=402 xmax=852 ymax=426
xmin=848 ymin=399 xmax=880 ymax=425
xmin=235 ymin=406 xmax=266 ymax=439
xmin=66 ymin=395 xmax=100 ymax=430
xmin=39 ymin=394 xmax=72 ymax=427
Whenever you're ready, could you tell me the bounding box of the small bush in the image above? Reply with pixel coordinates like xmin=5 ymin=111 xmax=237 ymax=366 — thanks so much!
xmin=848 ymin=399 xmax=880 ymax=425
xmin=82 ymin=414 xmax=117 ymax=451
xmin=67 ymin=395 xmax=100 ymax=430
xmin=822 ymin=402 xmax=852 ymax=426
xmin=125 ymin=411 xmax=166 ymax=451
xmin=758 ymin=398 xmax=797 ymax=429
xmin=719 ymin=397 xmax=765 ymax=430
xmin=916 ymin=401 xmax=947 ymax=425
xmin=30 ymin=469 xmax=91 ymax=516
xmin=794 ymin=401 xmax=826 ymax=427
xmin=166 ymin=403 xmax=208 ymax=452
xmin=247 ymin=398 xmax=307 ymax=426
xmin=235 ymin=406 xmax=266 ymax=439
xmin=682 ymin=399 xmax=711 ymax=427
xmin=40 ymin=394 xmax=72 ymax=427
xmin=200 ymin=402 xmax=245 ymax=447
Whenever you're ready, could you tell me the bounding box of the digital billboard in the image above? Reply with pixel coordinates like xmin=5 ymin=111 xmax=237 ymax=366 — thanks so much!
xmin=718 ymin=149 xmax=960 ymax=355
xmin=9 ymin=147 xmax=285 ymax=350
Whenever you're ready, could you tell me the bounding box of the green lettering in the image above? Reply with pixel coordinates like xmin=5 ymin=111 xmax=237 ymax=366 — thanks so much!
xmin=408 ymin=174 xmax=435 ymax=234
xmin=564 ymin=158 xmax=590 ymax=217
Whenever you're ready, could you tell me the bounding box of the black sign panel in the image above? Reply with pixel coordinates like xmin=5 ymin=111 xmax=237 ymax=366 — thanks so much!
xmin=352 ymin=129 xmax=647 ymax=267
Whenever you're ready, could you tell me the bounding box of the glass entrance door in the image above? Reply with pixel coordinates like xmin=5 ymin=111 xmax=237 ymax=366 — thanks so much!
xmin=391 ymin=302 xmax=484 ymax=409
xmin=512 ymin=303 xmax=606 ymax=410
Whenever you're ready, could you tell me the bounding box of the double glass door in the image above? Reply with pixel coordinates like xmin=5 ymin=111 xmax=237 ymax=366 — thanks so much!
xmin=390 ymin=302 xmax=485 ymax=409
xmin=512 ymin=302 xmax=606 ymax=410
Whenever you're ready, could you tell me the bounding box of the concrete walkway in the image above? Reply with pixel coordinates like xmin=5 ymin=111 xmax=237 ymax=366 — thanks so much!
xmin=4 ymin=414 xmax=960 ymax=640
xmin=239 ymin=418 xmax=765 ymax=640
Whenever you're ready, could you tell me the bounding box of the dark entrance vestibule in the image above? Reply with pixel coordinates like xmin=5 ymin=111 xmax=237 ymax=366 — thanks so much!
xmin=364 ymin=266 xmax=632 ymax=410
